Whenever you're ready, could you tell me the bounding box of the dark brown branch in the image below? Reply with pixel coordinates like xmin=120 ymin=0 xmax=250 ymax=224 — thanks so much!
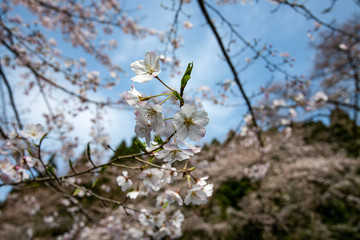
xmin=281 ymin=0 xmax=360 ymax=41
xmin=197 ymin=0 xmax=264 ymax=147
xmin=0 ymin=25 xmax=120 ymax=108
xmin=0 ymin=125 xmax=9 ymax=139
xmin=0 ymin=151 xmax=147 ymax=187
xmin=328 ymin=99 xmax=360 ymax=111
xmin=0 ymin=61 xmax=23 ymax=129
xmin=345 ymin=51 xmax=360 ymax=137
xmin=202 ymin=1 xmax=296 ymax=79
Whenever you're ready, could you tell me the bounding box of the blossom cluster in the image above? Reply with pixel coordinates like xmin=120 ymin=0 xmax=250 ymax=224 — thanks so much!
xmin=0 ymin=124 xmax=44 ymax=183
xmin=114 ymin=51 xmax=213 ymax=238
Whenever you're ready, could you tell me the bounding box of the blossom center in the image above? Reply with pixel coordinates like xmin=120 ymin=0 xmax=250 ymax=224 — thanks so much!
xmin=145 ymin=63 xmax=154 ymax=75
xmin=144 ymin=108 xmax=157 ymax=121
xmin=171 ymin=150 xmax=179 ymax=159
xmin=184 ymin=117 xmax=193 ymax=128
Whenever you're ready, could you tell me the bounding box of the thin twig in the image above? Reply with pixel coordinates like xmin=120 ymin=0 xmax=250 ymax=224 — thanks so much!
xmin=197 ymin=0 xmax=264 ymax=147
xmin=0 ymin=61 xmax=23 ymax=129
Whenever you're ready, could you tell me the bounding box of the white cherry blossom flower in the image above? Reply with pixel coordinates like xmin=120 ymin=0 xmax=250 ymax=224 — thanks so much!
xmin=244 ymin=114 xmax=253 ymax=124
xmin=165 ymin=190 xmax=183 ymax=206
xmin=134 ymin=116 xmax=152 ymax=146
xmin=153 ymin=227 xmax=171 ymax=240
xmin=281 ymin=118 xmax=290 ymax=125
xmin=289 ymin=108 xmax=297 ymax=118
xmin=273 ymin=99 xmax=286 ymax=107
xmin=201 ymin=183 xmax=214 ymax=197
xmin=135 ymin=102 xmax=164 ymax=132
xmin=126 ymin=85 xmax=142 ymax=106
xmin=20 ymin=124 xmax=45 ymax=139
xmin=139 ymin=168 xmax=163 ymax=192
xmin=116 ymin=171 xmax=133 ymax=191
xmin=184 ymin=142 xmax=202 ymax=154
xmin=20 ymin=156 xmax=36 ymax=168
xmin=86 ymin=71 xmax=100 ymax=84
xmin=182 ymin=21 xmax=193 ymax=29
xmin=173 ymin=104 xmax=209 ymax=141
xmin=172 ymin=210 xmax=184 ymax=229
xmin=153 ymin=212 xmax=166 ymax=228
xmin=0 ymin=159 xmax=17 ymax=179
xmin=161 ymin=164 xmax=178 ymax=184
xmin=126 ymin=190 xmax=147 ymax=199
xmin=294 ymin=93 xmax=305 ymax=102
xmin=339 ymin=43 xmax=348 ymax=50
xmin=130 ymin=51 xmax=161 ymax=83
xmin=244 ymin=162 xmax=270 ymax=182
xmin=155 ymin=143 xmax=194 ymax=165
xmin=138 ymin=210 xmax=152 ymax=226
xmin=184 ymin=185 xmax=208 ymax=205
xmin=314 ymin=91 xmax=328 ymax=103
xmin=196 ymin=176 xmax=209 ymax=186
xmin=156 ymin=195 xmax=168 ymax=209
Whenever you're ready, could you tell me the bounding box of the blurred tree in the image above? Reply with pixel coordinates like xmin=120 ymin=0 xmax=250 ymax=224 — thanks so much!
xmin=312 ymin=15 xmax=360 ymax=137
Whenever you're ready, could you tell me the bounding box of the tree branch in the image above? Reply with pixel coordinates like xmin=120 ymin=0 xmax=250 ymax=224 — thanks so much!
xmin=0 ymin=61 xmax=23 ymax=129
xmin=197 ymin=0 xmax=264 ymax=147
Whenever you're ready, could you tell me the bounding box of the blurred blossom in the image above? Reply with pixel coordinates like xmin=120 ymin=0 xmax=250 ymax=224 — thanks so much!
xmin=20 ymin=124 xmax=44 ymax=139
xmin=244 ymin=162 xmax=270 ymax=182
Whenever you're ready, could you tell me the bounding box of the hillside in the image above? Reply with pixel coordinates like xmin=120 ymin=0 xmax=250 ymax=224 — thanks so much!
xmin=0 ymin=122 xmax=360 ymax=240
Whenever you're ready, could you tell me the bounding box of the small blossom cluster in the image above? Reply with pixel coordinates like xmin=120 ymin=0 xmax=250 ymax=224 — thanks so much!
xmin=0 ymin=124 xmax=44 ymax=183
xmin=114 ymin=51 xmax=213 ymax=238
xmin=244 ymin=162 xmax=270 ymax=182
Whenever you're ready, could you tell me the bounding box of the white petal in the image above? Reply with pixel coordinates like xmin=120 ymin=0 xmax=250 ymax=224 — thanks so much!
xmin=155 ymin=149 xmax=170 ymax=159
xmin=131 ymin=73 xmax=153 ymax=83
xmin=130 ymin=60 xmax=146 ymax=74
xmin=180 ymin=104 xmax=197 ymax=117
xmin=192 ymin=111 xmax=210 ymax=127
xmin=188 ymin=125 xmax=206 ymax=141
xmin=173 ymin=112 xmax=185 ymax=129
xmin=176 ymin=126 xmax=188 ymax=141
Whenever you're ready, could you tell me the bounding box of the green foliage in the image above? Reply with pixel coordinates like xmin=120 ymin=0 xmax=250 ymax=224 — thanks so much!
xmin=303 ymin=108 xmax=360 ymax=157
xmin=111 ymin=137 xmax=140 ymax=159
xmin=213 ymin=179 xmax=257 ymax=217
xmin=317 ymin=196 xmax=360 ymax=239
xmin=228 ymin=221 xmax=264 ymax=240
xmin=210 ymin=138 xmax=220 ymax=146
xmin=317 ymin=197 xmax=354 ymax=225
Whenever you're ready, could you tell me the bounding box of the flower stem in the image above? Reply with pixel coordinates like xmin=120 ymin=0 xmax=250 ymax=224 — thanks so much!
xmin=159 ymin=95 xmax=174 ymax=105
xmin=141 ymin=92 xmax=173 ymax=101
xmin=155 ymin=76 xmax=174 ymax=92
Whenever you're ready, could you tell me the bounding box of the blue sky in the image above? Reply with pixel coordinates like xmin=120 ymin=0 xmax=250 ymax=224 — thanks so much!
xmin=1 ymin=0 xmax=359 ymax=200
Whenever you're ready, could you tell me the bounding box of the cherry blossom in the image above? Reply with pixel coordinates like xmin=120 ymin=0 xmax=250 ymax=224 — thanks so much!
xmin=161 ymin=164 xmax=178 ymax=184
xmin=173 ymin=104 xmax=209 ymax=141
xmin=172 ymin=210 xmax=184 ymax=229
xmin=153 ymin=227 xmax=171 ymax=240
xmin=135 ymin=102 xmax=165 ymax=132
xmin=313 ymin=91 xmax=328 ymax=103
xmin=130 ymin=51 xmax=161 ymax=83
xmin=244 ymin=162 xmax=270 ymax=182
xmin=116 ymin=171 xmax=133 ymax=191
xmin=139 ymin=168 xmax=163 ymax=192
xmin=183 ymin=21 xmax=194 ymax=29
xmin=126 ymin=190 xmax=148 ymax=199
xmin=155 ymin=143 xmax=194 ymax=165
xmin=126 ymin=85 xmax=142 ymax=106
xmin=20 ymin=124 xmax=45 ymax=139
xmin=134 ymin=116 xmax=152 ymax=146
xmin=201 ymin=183 xmax=214 ymax=197
xmin=273 ymin=99 xmax=286 ymax=107
xmin=184 ymin=185 xmax=209 ymax=205
xmin=165 ymin=190 xmax=183 ymax=206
